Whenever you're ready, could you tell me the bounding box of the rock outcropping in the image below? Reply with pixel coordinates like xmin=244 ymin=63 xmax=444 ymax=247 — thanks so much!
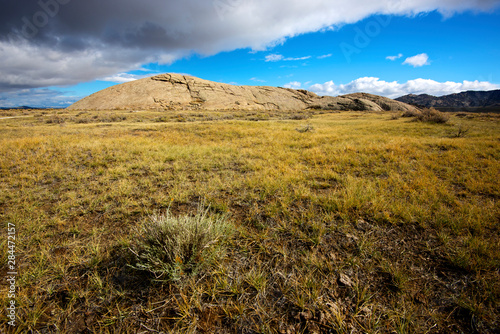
xmin=68 ymin=73 xmax=418 ymax=112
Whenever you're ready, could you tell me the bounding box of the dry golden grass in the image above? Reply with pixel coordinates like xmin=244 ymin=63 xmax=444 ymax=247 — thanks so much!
xmin=0 ymin=108 xmax=499 ymax=333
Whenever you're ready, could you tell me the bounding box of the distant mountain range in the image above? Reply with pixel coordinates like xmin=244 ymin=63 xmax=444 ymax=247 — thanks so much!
xmin=0 ymin=106 xmax=35 ymax=110
xmin=396 ymin=90 xmax=500 ymax=112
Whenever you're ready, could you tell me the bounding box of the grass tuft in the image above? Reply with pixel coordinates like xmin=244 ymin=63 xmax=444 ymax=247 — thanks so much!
xmin=129 ymin=205 xmax=233 ymax=281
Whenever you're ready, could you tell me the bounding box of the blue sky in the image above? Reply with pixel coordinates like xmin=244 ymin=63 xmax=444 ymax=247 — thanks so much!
xmin=1 ymin=0 xmax=499 ymax=108
xmin=160 ymin=11 xmax=500 ymax=86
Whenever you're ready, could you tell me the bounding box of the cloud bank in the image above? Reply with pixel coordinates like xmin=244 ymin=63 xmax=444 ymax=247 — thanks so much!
xmin=308 ymin=77 xmax=500 ymax=98
xmin=1 ymin=0 xmax=500 ymax=91
xmin=0 ymin=88 xmax=80 ymax=108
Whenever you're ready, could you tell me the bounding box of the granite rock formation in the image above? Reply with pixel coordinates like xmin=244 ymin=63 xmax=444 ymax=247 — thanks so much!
xmin=68 ymin=73 xmax=418 ymax=112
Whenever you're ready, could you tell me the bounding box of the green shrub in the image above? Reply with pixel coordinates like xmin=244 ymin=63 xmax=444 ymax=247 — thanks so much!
xmin=130 ymin=205 xmax=233 ymax=281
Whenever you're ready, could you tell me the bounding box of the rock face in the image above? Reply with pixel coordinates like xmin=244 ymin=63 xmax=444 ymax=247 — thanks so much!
xmin=68 ymin=73 xmax=418 ymax=112
xmin=396 ymin=90 xmax=500 ymax=112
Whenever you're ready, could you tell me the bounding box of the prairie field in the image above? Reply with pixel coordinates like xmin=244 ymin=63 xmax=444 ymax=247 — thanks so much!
xmin=0 ymin=108 xmax=499 ymax=333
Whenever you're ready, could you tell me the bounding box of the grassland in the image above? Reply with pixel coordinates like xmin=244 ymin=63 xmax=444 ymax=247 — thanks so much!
xmin=0 ymin=108 xmax=499 ymax=333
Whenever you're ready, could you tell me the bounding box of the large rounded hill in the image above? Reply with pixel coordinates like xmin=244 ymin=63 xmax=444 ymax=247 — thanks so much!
xmin=68 ymin=73 xmax=417 ymax=113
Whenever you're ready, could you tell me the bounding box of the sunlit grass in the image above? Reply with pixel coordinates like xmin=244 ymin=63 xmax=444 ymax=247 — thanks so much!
xmin=0 ymin=109 xmax=499 ymax=332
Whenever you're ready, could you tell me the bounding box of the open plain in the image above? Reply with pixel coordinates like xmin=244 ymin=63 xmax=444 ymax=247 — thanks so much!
xmin=0 ymin=108 xmax=499 ymax=333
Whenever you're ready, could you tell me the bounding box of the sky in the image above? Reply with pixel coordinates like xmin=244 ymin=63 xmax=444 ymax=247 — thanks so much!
xmin=0 ymin=0 xmax=500 ymax=108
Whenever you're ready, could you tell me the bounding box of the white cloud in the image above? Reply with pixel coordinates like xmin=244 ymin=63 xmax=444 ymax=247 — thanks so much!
xmin=386 ymin=53 xmax=403 ymax=61
xmin=284 ymin=81 xmax=302 ymax=89
xmin=99 ymin=73 xmax=151 ymax=83
xmin=250 ymin=77 xmax=267 ymax=83
xmin=284 ymin=56 xmax=311 ymax=61
xmin=265 ymin=54 xmax=284 ymax=62
xmin=318 ymin=54 xmax=333 ymax=59
xmin=266 ymin=54 xmax=311 ymax=62
xmin=308 ymin=77 xmax=499 ymax=98
xmin=403 ymin=53 xmax=430 ymax=67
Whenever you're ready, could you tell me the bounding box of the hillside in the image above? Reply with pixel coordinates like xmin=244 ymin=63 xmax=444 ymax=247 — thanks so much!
xmin=396 ymin=89 xmax=500 ymax=112
xmin=68 ymin=73 xmax=418 ymax=113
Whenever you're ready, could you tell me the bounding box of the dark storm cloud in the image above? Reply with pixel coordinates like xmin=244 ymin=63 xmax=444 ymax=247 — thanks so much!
xmin=0 ymin=0 xmax=499 ymax=92
xmin=1 ymin=0 xmax=217 ymax=50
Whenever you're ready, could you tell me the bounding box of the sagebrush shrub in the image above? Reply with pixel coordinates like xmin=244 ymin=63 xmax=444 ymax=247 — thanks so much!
xmin=402 ymin=108 xmax=449 ymax=124
xmin=401 ymin=110 xmax=421 ymax=118
xmin=416 ymin=108 xmax=450 ymax=124
xmin=130 ymin=205 xmax=233 ymax=281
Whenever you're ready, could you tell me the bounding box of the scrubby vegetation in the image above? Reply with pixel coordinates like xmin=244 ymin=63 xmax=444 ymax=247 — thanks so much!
xmin=130 ymin=206 xmax=233 ymax=281
xmin=0 ymin=109 xmax=499 ymax=333
xmin=402 ymin=107 xmax=450 ymax=124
